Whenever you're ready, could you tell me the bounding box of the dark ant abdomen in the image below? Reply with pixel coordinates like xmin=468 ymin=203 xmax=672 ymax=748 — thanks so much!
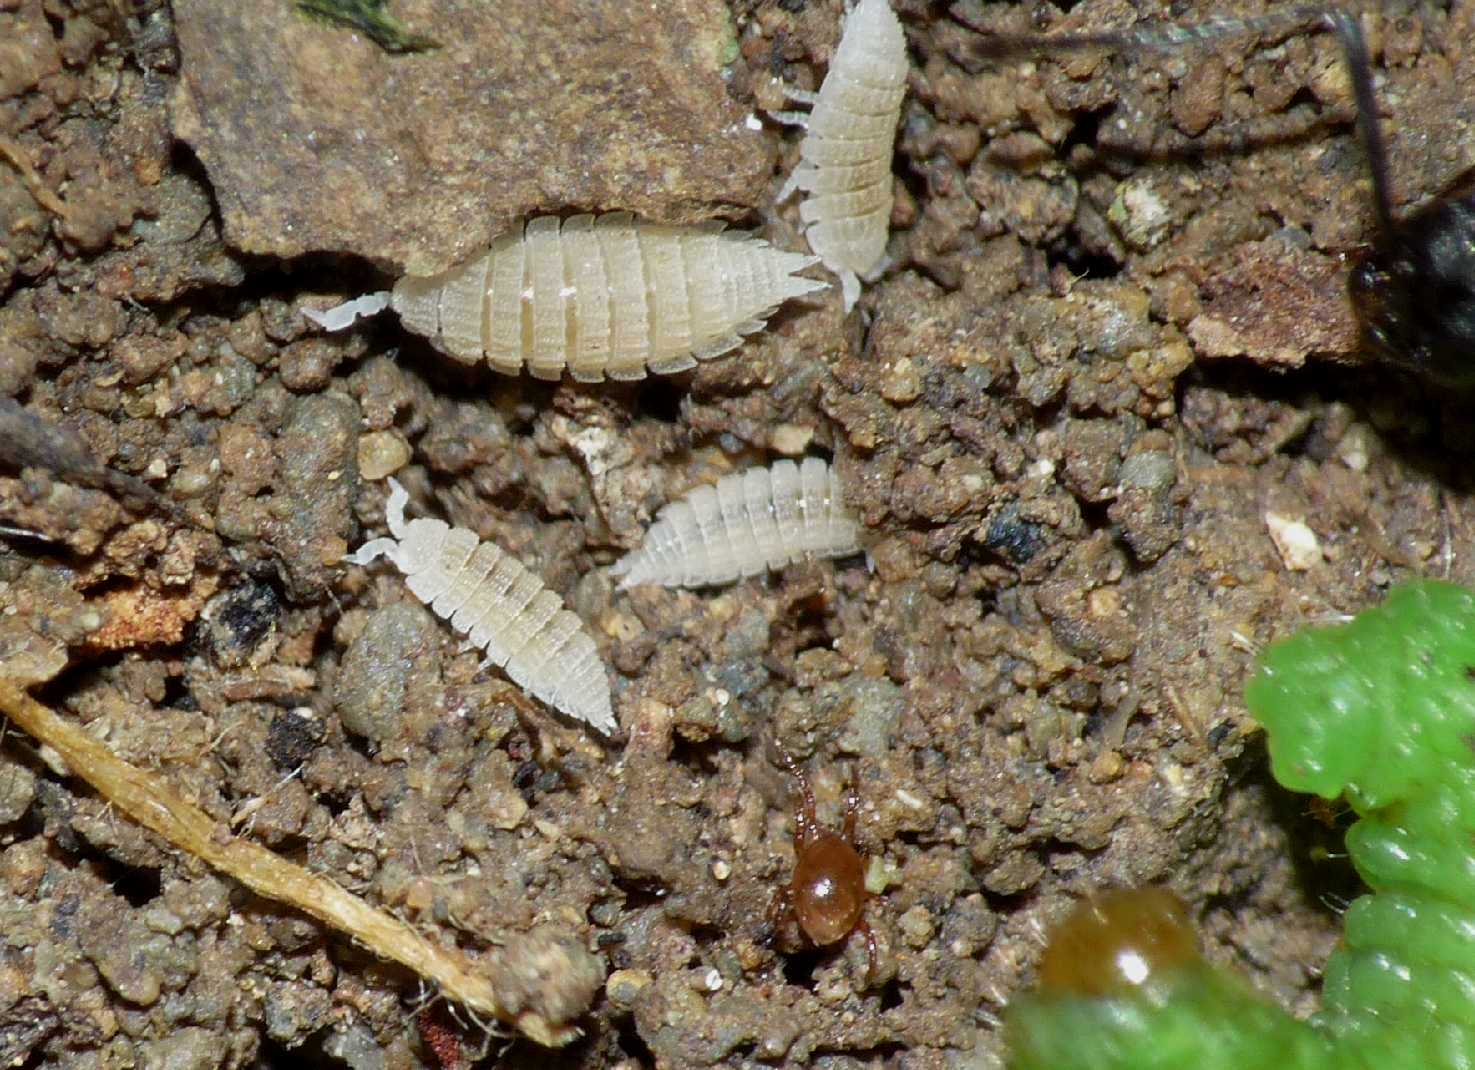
xmin=1349 ymin=182 xmax=1475 ymax=388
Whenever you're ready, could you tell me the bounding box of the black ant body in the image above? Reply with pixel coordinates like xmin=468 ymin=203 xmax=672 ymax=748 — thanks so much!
xmin=1348 ymin=163 xmax=1475 ymax=386
xmin=964 ymin=5 xmax=1475 ymax=387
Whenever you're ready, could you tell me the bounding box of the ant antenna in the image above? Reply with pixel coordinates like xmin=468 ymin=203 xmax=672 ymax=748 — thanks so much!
xmin=963 ymin=5 xmax=1330 ymax=60
xmin=1321 ymin=10 xmax=1397 ymax=242
xmin=963 ymin=6 xmax=1396 ymax=237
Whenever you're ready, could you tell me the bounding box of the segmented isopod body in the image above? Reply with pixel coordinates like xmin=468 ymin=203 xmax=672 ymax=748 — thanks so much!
xmin=777 ymin=0 xmax=907 ymax=312
xmin=389 ymin=213 xmax=826 ymax=382
xmin=610 ymin=457 xmax=860 ymax=589
xmin=346 ymin=479 xmax=615 ymax=734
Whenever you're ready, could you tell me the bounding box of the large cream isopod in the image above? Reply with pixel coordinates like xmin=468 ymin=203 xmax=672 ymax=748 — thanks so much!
xmin=306 ymin=212 xmax=825 ymax=382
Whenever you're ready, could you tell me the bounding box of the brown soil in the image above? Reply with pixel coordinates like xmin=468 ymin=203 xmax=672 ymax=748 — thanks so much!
xmin=0 ymin=0 xmax=1470 ymax=1067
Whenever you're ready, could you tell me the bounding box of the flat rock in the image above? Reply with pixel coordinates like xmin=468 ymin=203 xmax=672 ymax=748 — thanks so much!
xmin=171 ymin=0 xmax=773 ymax=274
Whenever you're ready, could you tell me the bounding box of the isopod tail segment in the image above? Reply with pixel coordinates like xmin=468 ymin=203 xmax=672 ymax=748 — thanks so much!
xmin=964 ymin=6 xmax=1475 ymax=388
xmin=766 ymin=746 xmax=880 ymax=987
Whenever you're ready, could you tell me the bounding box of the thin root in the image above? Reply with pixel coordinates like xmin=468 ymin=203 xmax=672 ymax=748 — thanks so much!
xmin=0 ymin=135 xmax=69 ymax=220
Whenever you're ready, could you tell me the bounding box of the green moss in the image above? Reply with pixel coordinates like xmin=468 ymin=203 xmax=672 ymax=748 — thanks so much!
xmin=296 ymin=0 xmax=438 ymax=54
xmin=1007 ymin=580 xmax=1475 ymax=1070
xmin=1007 ymin=967 xmax=1332 ymax=1070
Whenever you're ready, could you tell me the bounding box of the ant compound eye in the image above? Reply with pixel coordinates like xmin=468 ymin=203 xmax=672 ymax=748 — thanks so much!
xmin=1347 ymin=255 xmax=1384 ymax=303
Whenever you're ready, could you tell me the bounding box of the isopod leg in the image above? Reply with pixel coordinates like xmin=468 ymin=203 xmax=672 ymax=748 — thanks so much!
xmin=768 ymin=108 xmax=811 ymax=130
xmin=780 ymin=83 xmax=820 ymax=106
xmin=839 ymin=271 xmax=861 ymax=314
xmin=777 ymin=170 xmax=800 ymax=204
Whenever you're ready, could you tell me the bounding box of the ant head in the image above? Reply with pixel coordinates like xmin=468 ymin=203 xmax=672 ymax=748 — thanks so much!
xmin=1349 ymin=195 xmax=1475 ymax=389
xmin=1348 ymin=246 xmax=1416 ymax=369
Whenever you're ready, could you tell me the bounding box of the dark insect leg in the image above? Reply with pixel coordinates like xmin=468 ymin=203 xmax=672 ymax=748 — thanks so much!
xmin=1321 ymin=10 xmax=1395 ymax=240
xmin=843 ymin=780 xmax=860 ymax=845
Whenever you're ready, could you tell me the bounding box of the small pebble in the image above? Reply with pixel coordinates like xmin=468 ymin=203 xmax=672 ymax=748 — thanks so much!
xmin=769 ymin=423 xmax=815 ymax=455
xmin=1265 ymin=512 xmax=1322 ymax=571
xmin=899 ymin=905 xmax=934 ymax=948
xmin=880 ymin=357 xmax=922 ymax=403
xmin=1088 ymin=750 xmax=1125 ymax=783
xmin=606 ymin=969 xmax=652 ymax=1008
xmin=356 ymin=429 xmax=411 ymax=481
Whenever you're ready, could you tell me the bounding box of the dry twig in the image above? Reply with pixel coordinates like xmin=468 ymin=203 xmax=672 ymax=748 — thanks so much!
xmin=0 ymin=678 xmax=602 ymax=1046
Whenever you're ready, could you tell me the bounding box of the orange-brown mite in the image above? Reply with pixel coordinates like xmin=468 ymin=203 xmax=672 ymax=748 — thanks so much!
xmin=1036 ymin=886 xmax=1200 ymax=998
xmin=767 ymin=748 xmax=878 ymax=984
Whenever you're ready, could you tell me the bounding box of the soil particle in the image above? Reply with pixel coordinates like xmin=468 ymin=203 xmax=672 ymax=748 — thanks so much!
xmin=201 ymin=579 xmax=282 ymax=670
xmin=0 ymin=2 xmax=61 ymax=100
xmin=0 ymin=762 xmax=35 ymax=825
xmin=266 ymin=707 xmax=327 ymax=772
xmin=266 ymin=392 xmax=360 ymax=601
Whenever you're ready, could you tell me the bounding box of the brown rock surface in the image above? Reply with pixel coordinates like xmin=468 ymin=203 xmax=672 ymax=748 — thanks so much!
xmin=171 ymin=0 xmax=772 ymax=273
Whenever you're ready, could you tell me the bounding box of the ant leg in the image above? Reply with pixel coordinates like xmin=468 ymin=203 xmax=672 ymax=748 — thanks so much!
xmin=765 ymin=884 xmax=794 ymax=945
xmin=777 ymin=745 xmax=818 ymax=847
xmin=856 ymin=914 xmax=879 ymax=989
xmin=842 ymin=781 xmax=860 ymax=846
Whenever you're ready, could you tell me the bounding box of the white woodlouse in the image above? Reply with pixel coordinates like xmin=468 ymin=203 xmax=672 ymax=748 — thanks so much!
xmin=376 ymin=212 xmax=825 ymax=382
xmin=345 ymin=478 xmax=615 ymax=734
xmin=610 ymin=457 xmax=861 ymax=589
xmin=775 ymin=0 xmax=908 ymax=313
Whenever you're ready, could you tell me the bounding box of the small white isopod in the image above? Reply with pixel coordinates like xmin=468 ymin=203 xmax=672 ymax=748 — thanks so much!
xmin=345 ymin=479 xmax=615 ymax=734
xmin=306 ymin=213 xmax=825 ymax=382
xmin=610 ymin=457 xmax=861 ymax=589
xmin=774 ymin=0 xmax=908 ymax=312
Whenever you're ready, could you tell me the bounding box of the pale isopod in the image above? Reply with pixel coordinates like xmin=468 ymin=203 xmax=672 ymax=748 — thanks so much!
xmin=387 ymin=212 xmax=826 ymax=382
xmin=345 ymin=478 xmax=615 ymax=734
xmin=775 ymin=0 xmax=908 ymax=313
xmin=610 ymin=457 xmax=860 ymax=589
